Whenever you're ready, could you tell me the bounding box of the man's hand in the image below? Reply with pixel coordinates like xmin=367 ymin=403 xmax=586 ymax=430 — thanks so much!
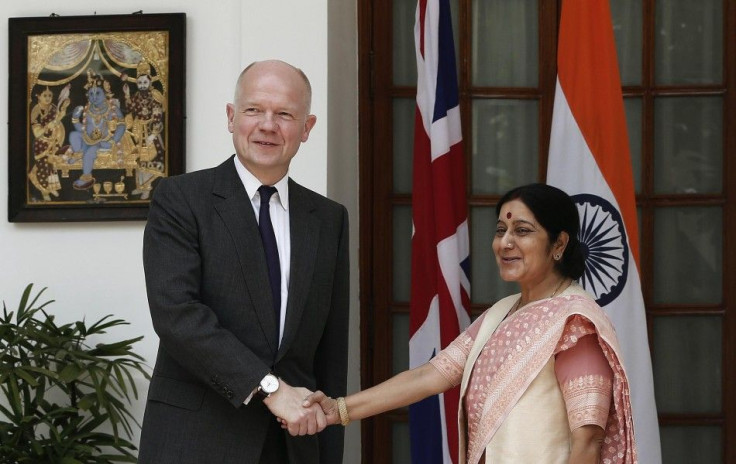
xmin=302 ymin=390 xmax=340 ymax=427
xmin=263 ymin=380 xmax=327 ymax=436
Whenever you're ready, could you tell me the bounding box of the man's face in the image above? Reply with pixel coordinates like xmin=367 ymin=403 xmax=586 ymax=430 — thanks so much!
xmin=137 ymin=75 xmax=151 ymax=91
xmin=226 ymin=61 xmax=316 ymax=184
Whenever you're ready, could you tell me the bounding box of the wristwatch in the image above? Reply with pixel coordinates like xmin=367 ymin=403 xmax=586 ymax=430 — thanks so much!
xmin=256 ymin=373 xmax=280 ymax=399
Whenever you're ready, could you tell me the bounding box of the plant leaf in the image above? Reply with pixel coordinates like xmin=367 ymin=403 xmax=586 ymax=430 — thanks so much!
xmin=12 ymin=367 xmax=39 ymax=388
xmin=87 ymin=336 xmax=144 ymax=357
xmin=58 ymin=363 xmax=84 ymax=383
xmin=6 ymin=373 xmax=22 ymax=418
xmin=60 ymin=457 xmax=84 ymax=464
xmin=15 ymin=284 xmax=33 ymax=321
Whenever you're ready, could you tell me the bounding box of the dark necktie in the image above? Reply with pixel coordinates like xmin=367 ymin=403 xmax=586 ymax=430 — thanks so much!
xmin=257 ymin=186 xmax=281 ymax=330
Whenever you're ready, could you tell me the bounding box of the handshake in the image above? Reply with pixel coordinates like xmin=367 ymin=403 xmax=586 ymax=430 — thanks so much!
xmin=262 ymin=379 xmax=342 ymax=436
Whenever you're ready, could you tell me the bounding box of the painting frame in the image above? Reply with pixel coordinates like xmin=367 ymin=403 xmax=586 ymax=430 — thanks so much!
xmin=8 ymin=13 xmax=185 ymax=222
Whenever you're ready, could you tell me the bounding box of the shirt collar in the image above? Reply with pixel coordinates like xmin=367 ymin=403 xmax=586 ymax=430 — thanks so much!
xmin=233 ymin=157 xmax=290 ymax=211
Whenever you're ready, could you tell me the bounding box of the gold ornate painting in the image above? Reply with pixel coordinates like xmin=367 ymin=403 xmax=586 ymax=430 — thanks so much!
xmin=8 ymin=13 xmax=185 ymax=222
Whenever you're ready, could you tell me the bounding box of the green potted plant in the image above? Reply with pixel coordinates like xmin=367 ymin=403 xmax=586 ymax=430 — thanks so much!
xmin=0 ymin=284 xmax=150 ymax=463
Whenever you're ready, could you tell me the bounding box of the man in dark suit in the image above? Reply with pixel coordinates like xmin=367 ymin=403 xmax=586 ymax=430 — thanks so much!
xmin=138 ymin=60 xmax=349 ymax=464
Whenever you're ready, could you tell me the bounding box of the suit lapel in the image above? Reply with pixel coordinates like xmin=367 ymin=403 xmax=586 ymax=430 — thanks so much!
xmin=276 ymin=180 xmax=319 ymax=361
xmin=212 ymin=157 xmax=279 ymax=356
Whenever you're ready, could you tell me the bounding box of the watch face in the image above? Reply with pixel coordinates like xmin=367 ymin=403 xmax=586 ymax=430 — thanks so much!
xmin=261 ymin=374 xmax=279 ymax=394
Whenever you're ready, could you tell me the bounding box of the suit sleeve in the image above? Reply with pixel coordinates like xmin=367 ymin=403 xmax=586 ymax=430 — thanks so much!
xmin=143 ymin=177 xmax=270 ymax=407
xmin=315 ymin=205 xmax=350 ymax=463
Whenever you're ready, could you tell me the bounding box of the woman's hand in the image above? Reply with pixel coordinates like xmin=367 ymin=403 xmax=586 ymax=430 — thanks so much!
xmin=568 ymin=424 xmax=605 ymax=464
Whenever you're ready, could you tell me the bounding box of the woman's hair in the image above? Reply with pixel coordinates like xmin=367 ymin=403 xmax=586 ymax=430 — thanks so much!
xmin=496 ymin=183 xmax=586 ymax=279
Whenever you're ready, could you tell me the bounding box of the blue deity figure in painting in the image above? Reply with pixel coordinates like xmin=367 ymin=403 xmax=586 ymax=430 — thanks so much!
xmin=69 ymin=69 xmax=125 ymax=190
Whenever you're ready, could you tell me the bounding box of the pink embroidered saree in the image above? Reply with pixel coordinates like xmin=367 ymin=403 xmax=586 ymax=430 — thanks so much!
xmin=430 ymin=286 xmax=637 ymax=464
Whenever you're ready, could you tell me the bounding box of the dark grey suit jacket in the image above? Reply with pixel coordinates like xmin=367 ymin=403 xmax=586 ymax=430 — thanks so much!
xmin=138 ymin=156 xmax=349 ymax=464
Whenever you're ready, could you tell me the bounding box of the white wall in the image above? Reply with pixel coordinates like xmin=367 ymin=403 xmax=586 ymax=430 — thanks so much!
xmin=0 ymin=0 xmax=360 ymax=460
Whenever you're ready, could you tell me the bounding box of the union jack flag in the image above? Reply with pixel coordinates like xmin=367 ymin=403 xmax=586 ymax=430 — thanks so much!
xmin=409 ymin=1 xmax=470 ymax=462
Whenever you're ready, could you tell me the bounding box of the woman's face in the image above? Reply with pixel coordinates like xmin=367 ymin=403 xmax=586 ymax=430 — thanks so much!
xmin=493 ymin=199 xmax=558 ymax=286
xmin=38 ymin=89 xmax=53 ymax=105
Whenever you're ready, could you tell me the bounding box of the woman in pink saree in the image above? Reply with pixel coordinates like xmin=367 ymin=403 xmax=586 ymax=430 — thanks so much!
xmin=303 ymin=184 xmax=637 ymax=463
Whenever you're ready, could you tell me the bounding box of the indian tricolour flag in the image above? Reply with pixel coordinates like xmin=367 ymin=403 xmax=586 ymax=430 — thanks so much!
xmin=547 ymin=0 xmax=662 ymax=463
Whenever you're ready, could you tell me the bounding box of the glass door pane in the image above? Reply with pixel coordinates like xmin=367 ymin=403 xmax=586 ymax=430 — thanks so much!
xmin=655 ymin=0 xmax=723 ymax=84
xmin=652 ymin=316 xmax=722 ymax=414
xmin=660 ymin=426 xmax=722 ymax=463
xmin=653 ymin=97 xmax=722 ymax=195
xmin=394 ymin=99 xmax=416 ymax=194
xmin=393 ymin=0 xmax=418 ymax=86
xmin=471 ymin=99 xmax=538 ymax=194
xmin=393 ymin=205 xmax=413 ymax=302
xmin=471 ymin=0 xmax=538 ymax=87
xmin=611 ymin=0 xmax=643 ymax=86
xmin=653 ymin=207 xmax=722 ymax=304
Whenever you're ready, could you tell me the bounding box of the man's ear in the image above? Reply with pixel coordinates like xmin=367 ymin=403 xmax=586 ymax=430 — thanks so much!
xmin=226 ymin=103 xmax=235 ymax=133
xmin=301 ymin=114 xmax=317 ymax=142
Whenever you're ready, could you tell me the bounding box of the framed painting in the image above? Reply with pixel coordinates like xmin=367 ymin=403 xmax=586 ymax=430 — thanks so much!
xmin=8 ymin=13 xmax=185 ymax=222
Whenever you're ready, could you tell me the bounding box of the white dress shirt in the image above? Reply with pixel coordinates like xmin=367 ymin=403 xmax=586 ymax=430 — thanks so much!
xmin=235 ymin=159 xmax=292 ymax=405
xmin=234 ymin=158 xmax=291 ymax=346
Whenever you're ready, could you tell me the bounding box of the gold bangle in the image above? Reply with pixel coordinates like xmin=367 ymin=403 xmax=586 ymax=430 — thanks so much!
xmin=336 ymin=397 xmax=350 ymax=426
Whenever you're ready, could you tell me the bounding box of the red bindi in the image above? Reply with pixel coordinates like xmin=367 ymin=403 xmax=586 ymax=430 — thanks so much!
xmin=506 ymin=212 xmax=512 ymax=219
